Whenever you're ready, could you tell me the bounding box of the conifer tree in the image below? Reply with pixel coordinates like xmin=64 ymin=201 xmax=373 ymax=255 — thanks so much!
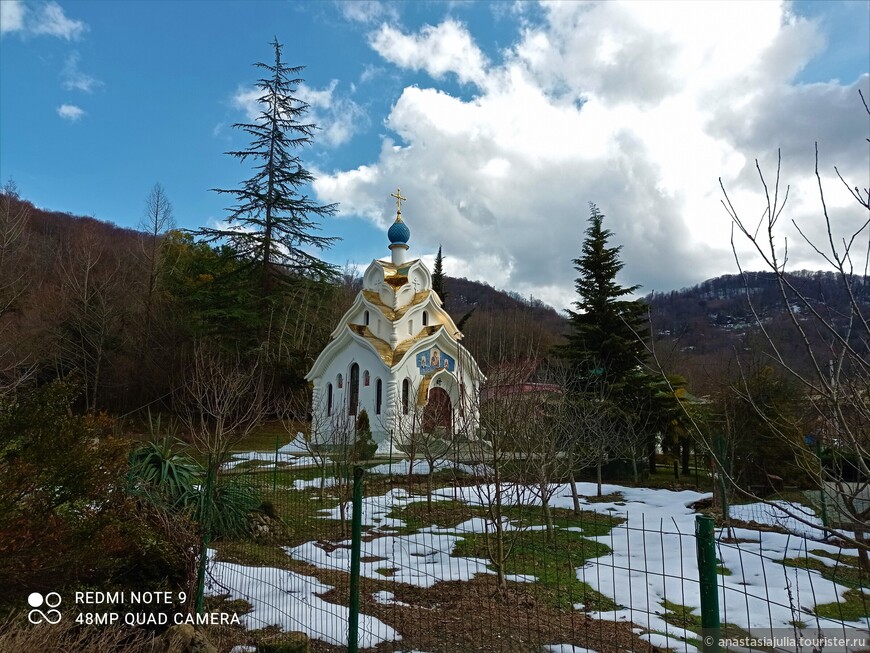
xmin=432 ymin=245 xmax=447 ymax=307
xmin=563 ymin=203 xmax=648 ymax=390
xmin=194 ymin=39 xmax=338 ymax=294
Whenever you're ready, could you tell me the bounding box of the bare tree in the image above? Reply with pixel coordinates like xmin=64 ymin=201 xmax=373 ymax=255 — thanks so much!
xmin=138 ymin=183 xmax=175 ymax=347
xmin=0 ymin=181 xmax=33 ymax=397
xmin=714 ymin=93 xmax=870 ymax=561
xmin=466 ymin=370 xmax=538 ymax=589
xmin=176 ymin=343 xmax=267 ymax=461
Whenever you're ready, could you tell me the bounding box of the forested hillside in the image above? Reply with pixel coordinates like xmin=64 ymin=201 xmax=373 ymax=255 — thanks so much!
xmin=647 ymin=271 xmax=870 ymax=394
xmin=0 ymin=189 xmax=570 ymax=413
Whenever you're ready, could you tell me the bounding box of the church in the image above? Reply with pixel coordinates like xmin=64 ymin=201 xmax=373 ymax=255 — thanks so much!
xmin=305 ymin=190 xmax=485 ymax=453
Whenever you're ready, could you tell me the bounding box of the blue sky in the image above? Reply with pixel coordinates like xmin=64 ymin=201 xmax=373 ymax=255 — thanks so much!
xmin=1 ymin=1 xmax=868 ymax=310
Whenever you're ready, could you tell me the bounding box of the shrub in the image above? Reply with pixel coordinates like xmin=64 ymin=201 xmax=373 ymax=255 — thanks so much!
xmin=352 ymin=409 xmax=377 ymax=461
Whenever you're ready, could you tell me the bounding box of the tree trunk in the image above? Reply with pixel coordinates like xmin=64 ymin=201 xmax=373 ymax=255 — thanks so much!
xmin=649 ymin=440 xmax=657 ymax=474
xmin=596 ymin=456 xmax=603 ymax=497
xmin=681 ymin=441 xmax=691 ymax=476
xmin=541 ymin=491 xmax=555 ymax=546
xmin=569 ymin=471 xmax=581 ymax=516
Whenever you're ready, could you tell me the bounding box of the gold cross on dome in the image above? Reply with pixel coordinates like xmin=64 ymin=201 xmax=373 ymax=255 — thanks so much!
xmin=391 ymin=188 xmax=407 ymax=213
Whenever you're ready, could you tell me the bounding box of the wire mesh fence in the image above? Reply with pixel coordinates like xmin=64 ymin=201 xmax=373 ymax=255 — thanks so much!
xmin=201 ymin=449 xmax=869 ymax=653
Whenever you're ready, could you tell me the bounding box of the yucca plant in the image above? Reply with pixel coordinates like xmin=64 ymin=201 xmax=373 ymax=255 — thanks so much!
xmin=128 ymin=435 xmax=201 ymax=510
xmin=197 ymin=474 xmax=261 ymax=540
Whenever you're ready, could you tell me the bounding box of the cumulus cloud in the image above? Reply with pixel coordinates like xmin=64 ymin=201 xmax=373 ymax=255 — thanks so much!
xmin=369 ymin=19 xmax=489 ymax=87
xmin=232 ymin=79 xmax=367 ymax=148
xmin=57 ymin=103 xmax=85 ymax=121
xmin=61 ymin=52 xmax=102 ymax=92
xmin=2 ymin=1 xmax=87 ymax=39
xmin=315 ymin=2 xmax=868 ymax=310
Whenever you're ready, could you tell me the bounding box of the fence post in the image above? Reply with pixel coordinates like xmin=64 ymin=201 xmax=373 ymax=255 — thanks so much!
xmin=348 ymin=466 xmax=365 ymax=653
xmin=695 ymin=514 xmax=720 ymax=653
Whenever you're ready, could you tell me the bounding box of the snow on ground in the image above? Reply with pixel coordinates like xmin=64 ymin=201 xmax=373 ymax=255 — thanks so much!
xmin=543 ymin=646 xmax=599 ymax=653
xmin=222 ymin=452 xmax=320 ymax=470
xmin=206 ymin=550 xmax=399 ymax=648
xmin=278 ymin=434 xmax=311 ymax=454
xmin=214 ymin=470 xmax=867 ymax=650
xmin=288 ymin=529 xmax=495 ymax=588
xmin=372 ymin=590 xmax=411 ymax=607
xmin=299 ymin=481 xmax=865 ymax=645
xmin=368 ymin=458 xmax=492 ymax=476
xmin=292 ymin=476 xmax=338 ymax=491
xmin=729 ymin=500 xmax=826 ymax=539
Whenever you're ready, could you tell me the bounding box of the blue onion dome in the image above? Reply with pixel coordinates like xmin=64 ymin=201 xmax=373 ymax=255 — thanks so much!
xmin=388 ymin=216 xmax=410 ymax=245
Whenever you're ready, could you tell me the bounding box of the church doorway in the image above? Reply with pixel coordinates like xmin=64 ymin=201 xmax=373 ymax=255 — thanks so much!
xmin=423 ymin=387 xmax=452 ymax=435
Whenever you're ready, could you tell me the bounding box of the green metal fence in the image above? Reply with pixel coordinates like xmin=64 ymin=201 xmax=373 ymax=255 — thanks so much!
xmin=200 ymin=450 xmax=869 ymax=653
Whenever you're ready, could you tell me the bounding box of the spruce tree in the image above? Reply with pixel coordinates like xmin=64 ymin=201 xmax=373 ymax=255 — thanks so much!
xmin=195 ymin=39 xmax=338 ymax=294
xmin=563 ymin=203 xmax=648 ymax=390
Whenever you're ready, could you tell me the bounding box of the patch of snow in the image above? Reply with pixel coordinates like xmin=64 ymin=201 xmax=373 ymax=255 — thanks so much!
xmin=292 ymin=476 xmax=338 ymax=491
xmin=222 ymin=452 xmax=320 ymax=470
xmin=287 ymin=529 xmax=494 ymax=588
xmin=729 ymin=501 xmax=825 ymax=539
xmin=640 ymin=632 xmax=699 ymax=652
xmin=278 ymin=434 xmax=311 ymax=453
xmin=368 ymin=459 xmax=492 ymax=476
xmin=543 ymin=646 xmax=599 ymax=653
xmin=372 ymin=590 xmax=411 ymax=607
xmin=228 ymin=647 xmax=257 ymax=653
xmin=206 ymin=550 xmax=398 ymax=648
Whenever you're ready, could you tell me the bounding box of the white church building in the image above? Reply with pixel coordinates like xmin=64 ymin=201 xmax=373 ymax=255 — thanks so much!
xmin=305 ymin=190 xmax=485 ymax=453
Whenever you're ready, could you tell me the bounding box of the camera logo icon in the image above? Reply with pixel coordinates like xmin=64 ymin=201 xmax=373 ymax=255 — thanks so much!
xmin=27 ymin=592 xmax=62 ymax=624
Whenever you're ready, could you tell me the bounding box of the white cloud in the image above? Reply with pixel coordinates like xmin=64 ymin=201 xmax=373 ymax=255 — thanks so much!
xmin=57 ymin=103 xmax=85 ymax=121
xmin=335 ymin=0 xmax=398 ymax=25
xmin=314 ymin=2 xmax=869 ymax=310
xmin=232 ymin=79 xmax=367 ymax=148
xmin=61 ymin=52 xmax=102 ymax=92
xmin=1 ymin=0 xmax=26 ymax=34
xmin=2 ymin=1 xmax=87 ymax=39
xmin=369 ymin=19 xmax=489 ymax=87
xmin=31 ymin=1 xmax=87 ymax=39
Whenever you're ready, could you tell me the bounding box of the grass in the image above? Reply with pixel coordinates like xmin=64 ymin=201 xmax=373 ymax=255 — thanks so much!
xmin=780 ymin=549 xmax=869 ymax=620
xmin=386 ymin=500 xmax=478 ymax=534
xmin=499 ymin=504 xmax=625 ymax=536
xmin=453 ymin=527 xmax=619 ymax=611
xmin=658 ymin=600 xmax=767 ymax=649
xmin=781 ymin=553 xmax=867 ymax=590
xmin=814 ymin=588 xmax=870 ymax=621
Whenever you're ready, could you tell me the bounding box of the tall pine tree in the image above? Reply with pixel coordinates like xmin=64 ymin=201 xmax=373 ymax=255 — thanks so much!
xmin=563 ymin=203 xmax=648 ymax=390
xmin=194 ymin=39 xmax=338 ymax=294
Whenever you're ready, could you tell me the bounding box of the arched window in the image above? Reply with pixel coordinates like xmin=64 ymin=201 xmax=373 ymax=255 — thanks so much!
xmin=402 ymin=378 xmax=410 ymax=415
xmin=364 ymin=310 xmax=370 ymax=326
xmin=376 ymin=378 xmax=382 ymax=415
xmin=408 ymin=319 xmax=413 ymax=335
xmin=337 ymin=374 xmax=343 ymax=389
xmin=327 ymin=383 xmax=333 ymax=417
xmin=422 ymin=310 xmax=429 ymax=326
xmin=349 ymin=363 xmax=360 ymax=416
xmin=363 ymin=370 xmax=370 ymax=386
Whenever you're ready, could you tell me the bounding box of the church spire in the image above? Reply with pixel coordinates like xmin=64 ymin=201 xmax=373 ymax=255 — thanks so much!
xmin=387 ymin=188 xmax=410 ymax=264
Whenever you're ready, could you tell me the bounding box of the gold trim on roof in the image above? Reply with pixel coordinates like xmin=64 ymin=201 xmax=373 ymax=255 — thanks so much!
xmin=417 ymin=373 xmax=434 ymax=406
xmin=379 ymin=259 xmax=418 ymax=273
xmin=346 ymin=324 xmax=442 ymax=368
xmin=384 ymin=275 xmax=408 ymax=288
xmin=362 ymin=289 xmax=431 ymax=321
